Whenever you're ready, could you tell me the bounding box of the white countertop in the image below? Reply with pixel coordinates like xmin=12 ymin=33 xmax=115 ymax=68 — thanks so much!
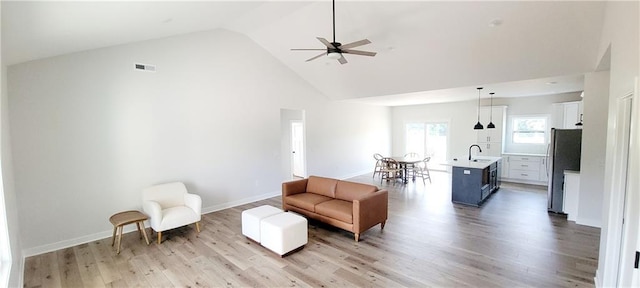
xmin=442 ymin=156 xmax=502 ymax=169
xmin=502 ymin=153 xmax=547 ymax=157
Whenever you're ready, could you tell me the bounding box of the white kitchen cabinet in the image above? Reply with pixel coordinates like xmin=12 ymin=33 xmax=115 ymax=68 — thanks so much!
xmin=476 ymin=106 xmax=506 ymax=143
xmin=563 ymin=170 xmax=580 ymax=221
xmin=551 ymin=101 xmax=583 ymax=129
xmin=475 ymin=142 xmax=502 ymax=157
xmin=501 ymin=154 xmax=548 ymax=185
xmin=501 ymin=156 xmax=510 ymax=178
xmin=475 ymin=106 xmax=506 ymax=157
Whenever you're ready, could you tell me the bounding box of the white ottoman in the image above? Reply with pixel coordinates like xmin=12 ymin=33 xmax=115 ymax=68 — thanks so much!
xmin=241 ymin=205 xmax=282 ymax=242
xmin=260 ymin=212 xmax=308 ymax=256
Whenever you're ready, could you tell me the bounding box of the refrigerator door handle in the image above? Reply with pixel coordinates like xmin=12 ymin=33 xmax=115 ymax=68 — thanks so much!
xmin=545 ymin=143 xmax=550 ymax=177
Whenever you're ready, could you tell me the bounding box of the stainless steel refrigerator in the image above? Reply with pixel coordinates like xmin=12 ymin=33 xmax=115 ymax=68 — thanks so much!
xmin=546 ymin=128 xmax=582 ymax=213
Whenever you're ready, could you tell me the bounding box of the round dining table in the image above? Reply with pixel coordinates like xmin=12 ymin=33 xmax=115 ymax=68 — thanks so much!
xmin=390 ymin=156 xmax=423 ymax=183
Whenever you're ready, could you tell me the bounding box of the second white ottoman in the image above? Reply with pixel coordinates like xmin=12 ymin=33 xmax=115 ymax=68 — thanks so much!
xmin=241 ymin=205 xmax=282 ymax=243
xmin=260 ymin=212 xmax=308 ymax=256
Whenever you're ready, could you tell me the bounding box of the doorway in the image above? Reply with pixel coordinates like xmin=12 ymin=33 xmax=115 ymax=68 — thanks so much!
xmin=291 ymin=121 xmax=305 ymax=178
xmin=280 ymin=109 xmax=305 ymax=181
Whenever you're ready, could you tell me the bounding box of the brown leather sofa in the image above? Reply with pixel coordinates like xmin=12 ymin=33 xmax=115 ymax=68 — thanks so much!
xmin=282 ymin=176 xmax=388 ymax=241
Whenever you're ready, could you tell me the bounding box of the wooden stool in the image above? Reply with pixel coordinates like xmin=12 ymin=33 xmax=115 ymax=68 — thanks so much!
xmin=109 ymin=210 xmax=150 ymax=254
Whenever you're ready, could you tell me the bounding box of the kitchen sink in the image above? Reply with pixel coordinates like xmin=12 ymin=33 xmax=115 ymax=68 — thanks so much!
xmin=471 ymin=158 xmax=492 ymax=162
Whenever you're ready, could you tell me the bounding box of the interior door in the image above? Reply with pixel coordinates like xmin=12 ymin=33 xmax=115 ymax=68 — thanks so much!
xmin=291 ymin=121 xmax=305 ymax=178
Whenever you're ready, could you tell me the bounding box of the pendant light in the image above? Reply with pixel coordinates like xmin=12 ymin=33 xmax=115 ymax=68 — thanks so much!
xmin=487 ymin=92 xmax=496 ymax=129
xmin=474 ymin=87 xmax=484 ymax=130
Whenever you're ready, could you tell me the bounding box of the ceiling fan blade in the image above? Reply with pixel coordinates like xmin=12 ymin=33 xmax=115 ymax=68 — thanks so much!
xmin=342 ymin=49 xmax=377 ymax=57
xmin=339 ymin=39 xmax=371 ymax=49
xmin=291 ymin=48 xmax=326 ymax=51
xmin=317 ymin=37 xmax=336 ymax=48
xmin=306 ymin=52 xmax=326 ymax=62
xmin=337 ymin=54 xmax=348 ymax=64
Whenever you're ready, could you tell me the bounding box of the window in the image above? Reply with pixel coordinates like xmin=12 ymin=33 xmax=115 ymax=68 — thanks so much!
xmin=405 ymin=122 xmax=449 ymax=170
xmin=512 ymin=116 xmax=547 ymax=144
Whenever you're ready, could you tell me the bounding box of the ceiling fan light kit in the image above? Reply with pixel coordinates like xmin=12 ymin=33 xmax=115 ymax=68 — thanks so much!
xmin=327 ymin=52 xmax=342 ymax=60
xmin=291 ymin=0 xmax=376 ymax=64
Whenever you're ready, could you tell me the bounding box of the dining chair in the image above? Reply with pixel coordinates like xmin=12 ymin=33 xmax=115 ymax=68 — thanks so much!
xmin=413 ymin=157 xmax=432 ymax=184
xmin=372 ymin=153 xmax=385 ymax=179
xmin=380 ymin=158 xmax=402 ymax=185
xmin=403 ymin=152 xmax=420 ymax=177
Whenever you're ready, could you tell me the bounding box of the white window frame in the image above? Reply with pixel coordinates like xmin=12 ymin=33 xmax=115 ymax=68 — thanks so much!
xmin=510 ymin=115 xmax=549 ymax=145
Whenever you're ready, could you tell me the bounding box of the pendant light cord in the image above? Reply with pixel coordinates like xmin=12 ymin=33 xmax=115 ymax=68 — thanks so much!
xmin=477 ymin=88 xmax=482 ymax=122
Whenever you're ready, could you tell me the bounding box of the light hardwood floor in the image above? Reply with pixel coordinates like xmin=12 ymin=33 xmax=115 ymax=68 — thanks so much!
xmin=24 ymin=171 xmax=600 ymax=287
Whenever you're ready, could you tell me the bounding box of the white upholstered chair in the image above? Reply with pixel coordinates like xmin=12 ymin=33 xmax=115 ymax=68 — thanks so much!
xmin=142 ymin=182 xmax=202 ymax=244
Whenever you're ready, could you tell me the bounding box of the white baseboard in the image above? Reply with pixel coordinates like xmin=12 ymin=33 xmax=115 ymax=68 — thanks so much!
xmin=22 ymin=190 xmax=281 ymax=258
xmin=201 ymin=190 xmax=280 ymax=214
xmin=576 ymin=217 xmax=601 ymax=228
xmin=339 ymin=169 xmax=374 ymax=181
xmin=23 ymin=229 xmax=115 ymax=257
xmin=501 ymin=178 xmax=548 ymax=186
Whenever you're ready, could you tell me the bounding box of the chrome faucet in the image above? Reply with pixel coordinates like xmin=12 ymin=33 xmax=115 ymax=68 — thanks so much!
xmin=469 ymin=144 xmax=482 ymax=160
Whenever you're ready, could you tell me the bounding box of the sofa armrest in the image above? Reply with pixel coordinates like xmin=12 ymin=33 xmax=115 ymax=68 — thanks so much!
xmin=184 ymin=193 xmax=202 ymax=221
xmin=143 ymin=200 xmax=162 ymax=230
xmin=282 ymin=178 xmax=308 ymax=197
xmin=353 ymin=190 xmax=388 ymax=233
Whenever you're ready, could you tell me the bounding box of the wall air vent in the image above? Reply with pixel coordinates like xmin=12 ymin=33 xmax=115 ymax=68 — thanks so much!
xmin=134 ymin=63 xmax=156 ymax=72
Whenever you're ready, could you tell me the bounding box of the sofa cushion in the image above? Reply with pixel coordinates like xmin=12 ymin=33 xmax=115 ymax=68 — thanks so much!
xmin=315 ymin=199 xmax=353 ymax=224
xmin=285 ymin=193 xmax=333 ymax=212
xmin=335 ymin=181 xmax=378 ymax=202
xmin=307 ymin=176 xmax=338 ymax=198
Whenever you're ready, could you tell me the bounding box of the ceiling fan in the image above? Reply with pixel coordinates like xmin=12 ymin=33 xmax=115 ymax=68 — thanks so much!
xmin=291 ymin=0 xmax=376 ymax=64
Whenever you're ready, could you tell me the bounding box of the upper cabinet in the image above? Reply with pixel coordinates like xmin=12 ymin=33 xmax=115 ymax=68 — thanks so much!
xmin=475 ymin=106 xmax=507 ymax=156
xmin=551 ymin=101 xmax=583 ymax=129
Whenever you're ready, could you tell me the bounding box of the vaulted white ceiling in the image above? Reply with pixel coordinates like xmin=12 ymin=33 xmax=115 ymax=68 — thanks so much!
xmin=1 ymin=1 xmax=606 ymax=105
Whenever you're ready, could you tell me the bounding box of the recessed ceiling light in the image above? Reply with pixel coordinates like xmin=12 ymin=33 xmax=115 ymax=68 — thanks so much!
xmin=488 ymin=19 xmax=503 ymax=27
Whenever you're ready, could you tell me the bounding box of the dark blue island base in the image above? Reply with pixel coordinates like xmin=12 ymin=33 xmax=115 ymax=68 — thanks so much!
xmin=451 ymin=159 xmax=501 ymax=207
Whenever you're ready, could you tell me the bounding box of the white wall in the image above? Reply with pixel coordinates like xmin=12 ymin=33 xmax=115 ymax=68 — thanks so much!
xmin=391 ymin=93 xmax=583 ymax=159
xmin=490 ymin=92 xmax=582 ymax=154
xmin=1 ymin=2 xmax=24 ymax=285
xmin=577 ymin=71 xmax=609 ymax=228
xmin=595 ymin=1 xmax=639 ymax=287
xmin=7 ymin=28 xmax=390 ymax=254
xmin=2 ymin=66 xmax=22 ymax=288
xmin=391 ymin=100 xmax=476 ymax=160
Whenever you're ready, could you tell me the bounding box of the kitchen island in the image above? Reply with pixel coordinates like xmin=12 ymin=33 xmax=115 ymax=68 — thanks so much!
xmin=444 ymin=156 xmax=502 ymax=207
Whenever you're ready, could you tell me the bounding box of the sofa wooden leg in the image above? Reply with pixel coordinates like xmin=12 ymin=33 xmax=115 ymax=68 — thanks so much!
xmin=157 ymin=231 xmax=162 ymax=244
xmin=355 ymin=233 xmax=360 ymax=242
xmin=195 ymin=222 xmax=201 ymax=233
xmin=381 ymin=221 xmax=386 ymax=230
